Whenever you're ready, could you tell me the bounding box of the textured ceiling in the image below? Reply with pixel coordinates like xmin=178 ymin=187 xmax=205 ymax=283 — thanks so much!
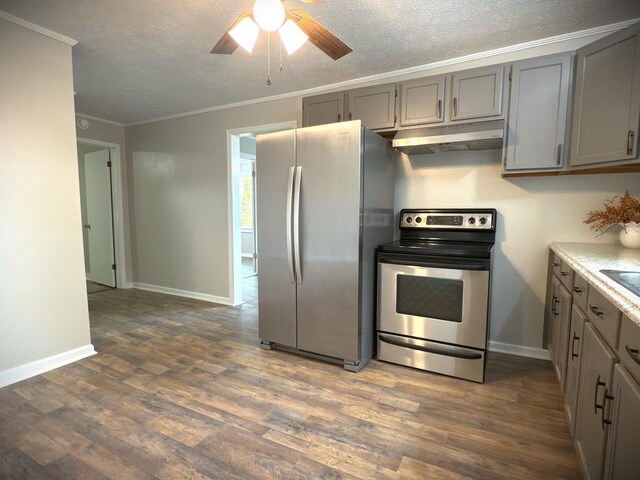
xmin=2 ymin=0 xmax=639 ymax=124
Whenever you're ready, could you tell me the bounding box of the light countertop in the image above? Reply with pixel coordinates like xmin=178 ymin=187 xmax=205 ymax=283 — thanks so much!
xmin=550 ymin=242 xmax=640 ymax=327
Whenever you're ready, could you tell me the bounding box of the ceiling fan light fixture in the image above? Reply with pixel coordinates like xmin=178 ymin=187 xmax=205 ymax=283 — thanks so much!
xmin=252 ymin=0 xmax=286 ymax=32
xmin=279 ymin=19 xmax=308 ymax=55
xmin=229 ymin=15 xmax=260 ymax=53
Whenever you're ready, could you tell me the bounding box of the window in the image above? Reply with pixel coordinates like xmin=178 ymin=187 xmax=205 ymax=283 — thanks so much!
xmin=239 ymin=161 xmax=255 ymax=230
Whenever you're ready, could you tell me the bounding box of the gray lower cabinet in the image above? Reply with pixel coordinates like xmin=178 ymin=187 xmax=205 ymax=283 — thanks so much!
xmin=347 ymin=84 xmax=397 ymax=130
xmin=603 ymin=365 xmax=640 ymax=480
xmin=552 ymin=280 xmax=573 ymax=391
xmin=399 ymin=75 xmax=446 ymax=126
xmin=302 ymin=92 xmax=345 ymax=127
xmin=450 ymin=65 xmax=504 ymax=121
xmin=575 ymin=322 xmax=617 ymax=480
xmin=570 ymin=22 xmax=640 ymax=167
xmin=503 ymin=55 xmax=572 ymax=172
xmin=565 ymin=305 xmax=587 ymax=435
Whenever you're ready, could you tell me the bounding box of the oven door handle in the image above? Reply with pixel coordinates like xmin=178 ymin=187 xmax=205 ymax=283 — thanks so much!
xmin=378 ymin=256 xmax=489 ymax=271
xmin=378 ymin=334 xmax=483 ymax=360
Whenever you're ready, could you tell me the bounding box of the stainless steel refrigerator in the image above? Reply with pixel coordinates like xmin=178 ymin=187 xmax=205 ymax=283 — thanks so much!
xmin=256 ymin=120 xmax=394 ymax=371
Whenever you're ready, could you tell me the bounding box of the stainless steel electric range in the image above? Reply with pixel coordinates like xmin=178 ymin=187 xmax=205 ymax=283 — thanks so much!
xmin=376 ymin=208 xmax=497 ymax=383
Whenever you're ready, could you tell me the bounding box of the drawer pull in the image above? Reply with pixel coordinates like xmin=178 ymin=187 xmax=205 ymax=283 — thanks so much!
xmin=573 ymin=286 xmax=582 ymax=294
xmin=589 ymin=305 xmax=603 ymax=317
xmin=571 ymin=334 xmax=580 ymax=359
xmin=626 ymin=345 xmax=640 ymax=367
xmin=601 ymin=388 xmax=614 ymax=430
xmin=553 ymin=262 xmax=560 ymax=267
xmin=594 ymin=375 xmax=606 ymax=414
xmin=561 ymin=271 xmax=569 ymax=277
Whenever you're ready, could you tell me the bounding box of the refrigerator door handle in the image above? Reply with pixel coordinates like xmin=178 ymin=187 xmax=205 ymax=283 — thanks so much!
xmin=293 ymin=166 xmax=303 ymax=284
xmin=286 ymin=166 xmax=296 ymax=283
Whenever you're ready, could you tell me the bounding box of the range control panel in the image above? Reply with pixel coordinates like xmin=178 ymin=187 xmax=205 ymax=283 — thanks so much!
xmin=400 ymin=211 xmax=495 ymax=230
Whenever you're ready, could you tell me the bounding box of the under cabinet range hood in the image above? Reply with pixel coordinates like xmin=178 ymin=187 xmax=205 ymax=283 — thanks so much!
xmin=392 ymin=120 xmax=505 ymax=155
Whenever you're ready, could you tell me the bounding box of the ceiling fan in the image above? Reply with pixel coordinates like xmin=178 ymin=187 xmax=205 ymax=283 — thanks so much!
xmin=210 ymin=0 xmax=352 ymax=61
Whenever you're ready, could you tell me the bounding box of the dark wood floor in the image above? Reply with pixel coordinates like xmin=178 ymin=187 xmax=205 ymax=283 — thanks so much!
xmin=0 ymin=277 xmax=581 ymax=479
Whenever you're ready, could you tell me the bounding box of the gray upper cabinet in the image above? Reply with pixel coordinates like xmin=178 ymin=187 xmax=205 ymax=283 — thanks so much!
xmin=450 ymin=65 xmax=504 ymax=121
xmin=575 ymin=322 xmax=617 ymax=480
xmin=570 ymin=22 xmax=640 ymax=167
xmin=347 ymin=84 xmax=397 ymax=130
xmin=302 ymin=92 xmax=345 ymax=127
xmin=399 ymin=76 xmax=446 ymax=127
xmin=504 ymin=55 xmax=572 ymax=172
xmin=603 ymin=365 xmax=640 ymax=480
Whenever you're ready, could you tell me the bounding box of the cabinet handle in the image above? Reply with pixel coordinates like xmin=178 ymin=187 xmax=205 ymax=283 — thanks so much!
xmin=626 ymin=345 xmax=640 ymax=366
xmin=556 ymin=144 xmax=562 ymax=165
xmin=348 ymin=112 xmax=352 ymax=121
xmin=573 ymin=286 xmax=582 ymax=294
xmin=628 ymin=130 xmax=635 ymax=156
xmin=560 ymin=271 xmax=569 ymax=277
xmin=594 ymin=375 xmax=606 ymax=414
xmin=601 ymin=388 xmax=614 ymax=430
xmin=552 ymin=262 xmax=560 ymax=267
xmin=571 ymin=334 xmax=580 ymax=359
xmin=437 ymin=99 xmax=442 ymax=118
xmin=338 ymin=113 xmax=341 ymax=122
xmin=589 ymin=305 xmax=603 ymax=317
xmin=453 ymin=97 xmax=458 ymax=116
xmin=552 ymin=296 xmax=559 ymax=315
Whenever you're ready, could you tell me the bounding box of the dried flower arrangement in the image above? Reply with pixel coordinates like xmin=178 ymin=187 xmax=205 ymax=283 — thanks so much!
xmin=584 ymin=191 xmax=640 ymax=235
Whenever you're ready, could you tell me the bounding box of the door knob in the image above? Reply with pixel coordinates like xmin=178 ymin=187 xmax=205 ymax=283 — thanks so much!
xmin=83 ymin=224 xmax=91 ymax=229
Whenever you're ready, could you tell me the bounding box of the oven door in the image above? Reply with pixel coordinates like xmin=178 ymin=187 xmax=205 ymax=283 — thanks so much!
xmin=378 ymin=259 xmax=489 ymax=349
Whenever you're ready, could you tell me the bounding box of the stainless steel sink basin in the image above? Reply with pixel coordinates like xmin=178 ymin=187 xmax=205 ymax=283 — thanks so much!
xmin=600 ymin=270 xmax=640 ymax=297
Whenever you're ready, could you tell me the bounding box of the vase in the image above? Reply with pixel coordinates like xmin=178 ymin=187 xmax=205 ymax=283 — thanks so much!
xmin=619 ymin=222 xmax=640 ymax=249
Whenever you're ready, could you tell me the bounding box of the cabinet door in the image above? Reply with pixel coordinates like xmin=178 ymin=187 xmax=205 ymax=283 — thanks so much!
xmin=565 ymin=305 xmax=587 ymax=436
xmin=347 ymin=84 xmax=397 ymax=130
xmin=570 ymin=23 xmax=640 ymax=167
xmin=504 ymin=55 xmax=571 ymax=171
xmin=399 ymin=76 xmax=446 ymax=126
xmin=450 ymin=65 xmax=504 ymax=121
xmin=575 ymin=323 xmax=617 ymax=480
xmin=302 ymin=92 xmax=344 ymax=127
xmin=603 ymin=365 xmax=640 ymax=480
xmin=555 ymin=282 xmax=573 ymax=391
xmin=548 ymin=275 xmax=561 ymax=364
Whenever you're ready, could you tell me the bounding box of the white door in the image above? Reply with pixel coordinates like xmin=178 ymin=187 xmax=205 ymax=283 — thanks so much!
xmin=84 ymin=149 xmax=115 ymax=287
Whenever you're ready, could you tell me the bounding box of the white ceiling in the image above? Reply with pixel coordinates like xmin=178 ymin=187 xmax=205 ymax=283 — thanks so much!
xmin=2 ymin=0 xmax=639 ymax=124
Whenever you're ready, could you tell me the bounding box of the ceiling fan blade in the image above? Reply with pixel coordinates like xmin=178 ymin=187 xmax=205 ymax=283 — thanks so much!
xmin=210 ymin=13 xmax=249 ymax=54
xmin=298 ymin=0 xmax=321 ymax=3
xmin=287 ymin=9 xmax=352 ymax=60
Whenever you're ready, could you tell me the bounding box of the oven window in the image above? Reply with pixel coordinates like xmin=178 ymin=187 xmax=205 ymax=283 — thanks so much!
xmin=396 ymin=274 xmax=463 ymax=322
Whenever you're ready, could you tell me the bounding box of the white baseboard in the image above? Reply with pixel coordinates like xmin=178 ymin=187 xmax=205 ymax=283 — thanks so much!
xmin=488 ymin=341 xmax=551 ymax=360
xmin=131 ymin=282 xmax=233 ymax=305
xmin=0 ymin=344 xmax=96 ymax=389
xmin=123 ymin=282 xmax=134 ymax=289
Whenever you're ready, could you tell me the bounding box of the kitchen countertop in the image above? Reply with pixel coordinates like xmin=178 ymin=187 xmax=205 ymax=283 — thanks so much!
xmin=550 ymin=242 xmax=640 ymax=327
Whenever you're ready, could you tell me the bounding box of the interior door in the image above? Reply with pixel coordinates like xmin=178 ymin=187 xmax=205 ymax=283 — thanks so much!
xmin=295 ymin=121 xmax=362 ymax=362
xmin=84 ymin=149 xmax=115 ymax=287
xmin=256 ymin=130 xmax=297 ymax=348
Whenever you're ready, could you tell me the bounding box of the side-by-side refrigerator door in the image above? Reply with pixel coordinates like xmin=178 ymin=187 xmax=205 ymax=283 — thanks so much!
xmin=256 ymin=129 xmax=297 ymax=348
xmin=295 ymin=121 xmax=363 ymax=362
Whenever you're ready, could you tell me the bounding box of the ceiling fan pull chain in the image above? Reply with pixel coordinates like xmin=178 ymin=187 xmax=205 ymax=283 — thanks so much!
xmin=279 ymin=38 xmax=284 ymax=72
xmin=266 ymin=32 xmax=272 ymax=85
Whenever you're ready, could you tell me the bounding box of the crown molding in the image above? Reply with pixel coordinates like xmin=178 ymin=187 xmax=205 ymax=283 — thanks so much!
xmin=76 ymin=112 xmax=125 ymax=127
xmin=122 ymin=17 xmax=637 ymax=127
xmin=0 ymin=10 xmax=77 ymax=46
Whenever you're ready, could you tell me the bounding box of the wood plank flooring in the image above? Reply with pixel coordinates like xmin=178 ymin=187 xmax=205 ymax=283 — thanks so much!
xmin=0 ymin=277 xmax=582 ymax=479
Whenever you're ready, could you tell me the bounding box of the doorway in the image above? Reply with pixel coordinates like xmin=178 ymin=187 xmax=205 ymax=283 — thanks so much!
xmin=77 ymin=138 xmax=126 ymax=292
xmin=227 ymin=121 xmax=297 ymax=305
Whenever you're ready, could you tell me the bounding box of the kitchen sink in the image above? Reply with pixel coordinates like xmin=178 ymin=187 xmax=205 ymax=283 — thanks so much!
xmin=600 ymin=270 xmax=640 ymax=297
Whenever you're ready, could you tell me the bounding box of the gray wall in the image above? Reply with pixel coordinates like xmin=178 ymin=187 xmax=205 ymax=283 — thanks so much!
xmin=126 ymin=98 xmax=300 ymax=296
xmin=0 ymin=19 xmax=92 ymax=373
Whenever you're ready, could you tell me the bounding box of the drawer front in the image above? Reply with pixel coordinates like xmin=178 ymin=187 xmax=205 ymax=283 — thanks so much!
xmin=552 ymin=252 xmax=562 ymax=277
xmin=559 ymin=260 xmax=574 ymax=290
xmin=586 ymin=288 xmax=621 ymax=349
xmin=619 ymin=315 xmax=640 ymax=384
xmin=572 ymin=273 xmax=589 ymax=313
